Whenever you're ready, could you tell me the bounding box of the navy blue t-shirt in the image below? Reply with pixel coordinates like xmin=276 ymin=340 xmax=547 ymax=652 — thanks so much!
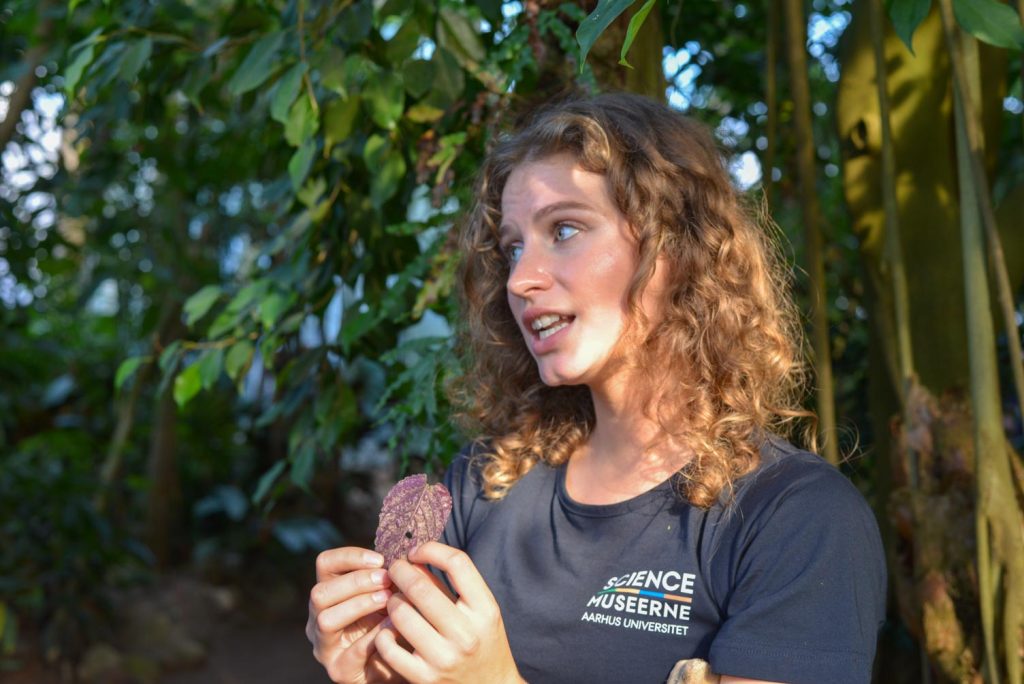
xmin=439 ymin=437 xmax=886 ymax=684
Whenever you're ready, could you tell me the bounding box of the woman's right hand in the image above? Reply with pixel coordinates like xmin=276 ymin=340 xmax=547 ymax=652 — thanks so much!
xmin=307 ymin=547 xmax=402 ymax=683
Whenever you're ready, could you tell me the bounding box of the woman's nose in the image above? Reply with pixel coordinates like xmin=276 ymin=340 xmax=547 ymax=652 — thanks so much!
xmin=506 ymin=245 xmax=552 ymax=298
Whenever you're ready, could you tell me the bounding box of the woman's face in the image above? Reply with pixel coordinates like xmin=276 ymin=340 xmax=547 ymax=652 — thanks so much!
xmin=500 ymin=154 xmax=666 ymax=389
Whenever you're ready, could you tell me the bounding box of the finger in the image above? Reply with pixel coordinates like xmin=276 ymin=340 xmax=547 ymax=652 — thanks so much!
xmin=315 ymin=589 xmax=392 ymax=636
xmin=316 ymin=547 xmax=385 ymax=582
xmin=374 ymin=620 xmax=434 ymax=683
xmin=331 ymin=619 xmax=394 ymax=683
xmin=385 ymin=592 xmax=450 ymax=660
xmin=408 ymin=542 xmax=494 ymax=609
xmin=310 ymin=567 xmax=391 ymax=613
xmin=388 ymin=560 xmax=474 ymax=648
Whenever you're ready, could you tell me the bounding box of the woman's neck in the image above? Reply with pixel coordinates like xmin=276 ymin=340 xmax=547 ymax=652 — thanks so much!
xmin=565 ymin=377 xmax=693 ymax=505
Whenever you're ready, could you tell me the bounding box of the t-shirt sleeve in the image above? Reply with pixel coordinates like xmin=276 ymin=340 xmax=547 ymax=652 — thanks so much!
xmin=439 ymin=444 xmax=489 ymax=551
xmin=706 ymin=456 xmax=886 ymax=684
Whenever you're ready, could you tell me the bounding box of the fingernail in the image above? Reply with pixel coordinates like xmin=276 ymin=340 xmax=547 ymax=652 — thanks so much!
xmin=371 ymin=570 xmax=385 ymax=584
xmin=364 ymin=551 xmax=384 ymax=567
xmin=372 ymin=590 xmax=389 ymax=604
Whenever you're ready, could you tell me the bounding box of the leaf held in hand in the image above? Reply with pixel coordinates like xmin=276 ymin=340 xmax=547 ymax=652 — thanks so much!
xmin=374 ymin=474 xmax=452 ymax=567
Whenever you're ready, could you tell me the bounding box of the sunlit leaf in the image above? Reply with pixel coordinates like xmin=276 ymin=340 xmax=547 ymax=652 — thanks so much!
xmin=184 ymin=284 xmax=221 ymax=327
xmin=227 ymin=30 xmax=285 ymax=96
xmin=288 ymin=140 xmax=316 ymax=192
xmin=173 ymin=363 xmax=203 ymax=408
xmin=576 ymin=0 xmax=638 ymax=70
xmin=953 ymin=0 xmax=1024 ymax=50
xmin=324 ymin=95 xmax=360 ymax=149
xmin=115 ymin=355 xmax=148 ymax=392
xmin=285 ymin=93 xmax=319 ymax=146
xmin=225 ymin=340 xmax=255 ymax=381
xmin=271 ymin=62 xmax=307 ymax=124
xmin=260 ymin=291 xmax=295 ymax=329
xmin=197 ymin=348 xmax=224 ymax=389
xmin=886 ymin=0 xmax=932 ymax=55
xmin=366 ymin=72 xmax=405 ymax=129
xmin=406 ymin=102 xmax=445 ymax=123
xmin=619 ymin=0 xmax=656 ymax=67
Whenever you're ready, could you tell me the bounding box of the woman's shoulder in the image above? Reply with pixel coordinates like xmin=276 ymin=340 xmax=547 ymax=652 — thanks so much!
xmin=731 ymin=434 xmax=870 ymax=512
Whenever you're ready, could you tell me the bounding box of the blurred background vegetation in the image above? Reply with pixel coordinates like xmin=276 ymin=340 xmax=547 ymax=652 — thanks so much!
xmin=1 ymin=0 xmax=1022 ymax=681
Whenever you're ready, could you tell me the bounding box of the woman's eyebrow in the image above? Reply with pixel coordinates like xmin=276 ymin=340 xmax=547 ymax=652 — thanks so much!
xmin=498 ymin=200 xmax=596 ymax=239
xmin=532 ymin=200 xmax=594 ymax=221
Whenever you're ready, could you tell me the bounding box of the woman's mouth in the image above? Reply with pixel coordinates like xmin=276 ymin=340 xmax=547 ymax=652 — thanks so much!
xmin=531 ymin=314 xmax=574 ymax=340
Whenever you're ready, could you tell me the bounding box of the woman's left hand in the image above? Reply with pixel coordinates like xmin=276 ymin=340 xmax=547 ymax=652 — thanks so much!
xmin=374 ymin=541 xmax=524 ymax=684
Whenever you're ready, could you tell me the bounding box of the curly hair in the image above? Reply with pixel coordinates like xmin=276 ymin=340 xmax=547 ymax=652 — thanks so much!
xmin=449 ymin=92 xmax=815 ymax=508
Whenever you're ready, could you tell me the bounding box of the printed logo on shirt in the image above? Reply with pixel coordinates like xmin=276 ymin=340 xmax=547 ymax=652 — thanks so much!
xmin=579 ymin=568 xmax=696 ymax=636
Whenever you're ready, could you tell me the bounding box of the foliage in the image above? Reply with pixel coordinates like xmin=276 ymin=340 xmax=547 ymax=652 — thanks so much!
xmin=0 ymin=0 xmax=592 ymax=666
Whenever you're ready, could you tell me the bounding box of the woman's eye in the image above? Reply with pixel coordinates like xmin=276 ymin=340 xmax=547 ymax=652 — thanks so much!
xmin=555 ymin=224 xmax=579 ymax=242
xmin=505 ymin=244 xmax=523 ymax=264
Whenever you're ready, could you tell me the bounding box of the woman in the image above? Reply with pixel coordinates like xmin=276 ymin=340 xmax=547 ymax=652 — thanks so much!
xmin=307 ymin=93 xmax=886 ymax=684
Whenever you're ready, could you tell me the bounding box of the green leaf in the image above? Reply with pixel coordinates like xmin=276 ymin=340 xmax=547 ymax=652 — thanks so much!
xmin=385 ymin=19 xmax=423 ymax=64
xmin=197 ymin=348 xmax=224 ymax=389
xmin=271 ymin=62 xmax=307 ymax=124
xmin=64 ymin=29 xmax=103 ymax=96
xmin=576 ymin=0 xmax=639 ymax=70
xmin=429 ymin=48 xmax=464 ymax=107
xmin=227 ymin=30 xmax=285 ymax=96
xmin=159 ymin=340 xmax=184 ymax=373
xmin=115 ymin=355 xmax=148 ymax=392
xmin=184 ymin=284 xmax=221 ymax=326
xmin=341 ymin=308 xmax=382 ymax=351
xmin=406 ymin=102 xmax=445 ymax=123
xmin=953 ymin=0 xmax=1024 ymax=50
xmin=285 ymin=93 xmax=319 ymax=146
xmin=439 ymin=7 xmax=486 ymax=66
xmin=886 ymin=0 xmax=933 ymax=54
xmin=403 ymin=60 xmax=435 ymax=99
xmin=225 ymin=340 xmax=255 ymax=381
xmin=323 ymin=95 xmax=361 ymax=149
xmin=253 ymin=460 xmax=287 ymax=504
xmin=290 ymin=440 xmax=316 ymax=490
xmin=365 ymin=72 xmax=405 ymax=129
xmin=364 ymin=134 xmax=406 ymax=207
xmin=173 ymin=363 xmax=203 ymax=408
xmin=288 ymin=140 xmax=316 ymax=192
xmin=337 ymin=0 xmax=373 ymax=42
xmin=478 ymin=0 xmax=503 ymax=26
xmin=181 ymin=60 xmax=212 ymax=108
xmin=260 ymin=291 xmax=295 ymax=329
xmin=297 ymin=175 xmax=327 ymax=208
xmin=619 ymin=0 xmax=657 ymax=67
xmin=118 ymin=36 xmax=152 ymax=82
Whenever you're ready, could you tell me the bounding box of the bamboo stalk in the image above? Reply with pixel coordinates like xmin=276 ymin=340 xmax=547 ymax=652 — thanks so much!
xmin=764 ymin=0 xmax=778 ymax=209
xmin=938 ymin=2 xmax=1024 ymax=681
xmin=866 ymin=0 xmax=914 ymax=399
xmin=781 ymin=0 xmax=839 ymax=464
xmin=936 ymin=0 xmax=1024 ymax=432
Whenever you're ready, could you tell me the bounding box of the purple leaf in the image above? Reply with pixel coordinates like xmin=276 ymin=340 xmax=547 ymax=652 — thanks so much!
xmin=374 ymin=474 xmax=452 ymax=568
